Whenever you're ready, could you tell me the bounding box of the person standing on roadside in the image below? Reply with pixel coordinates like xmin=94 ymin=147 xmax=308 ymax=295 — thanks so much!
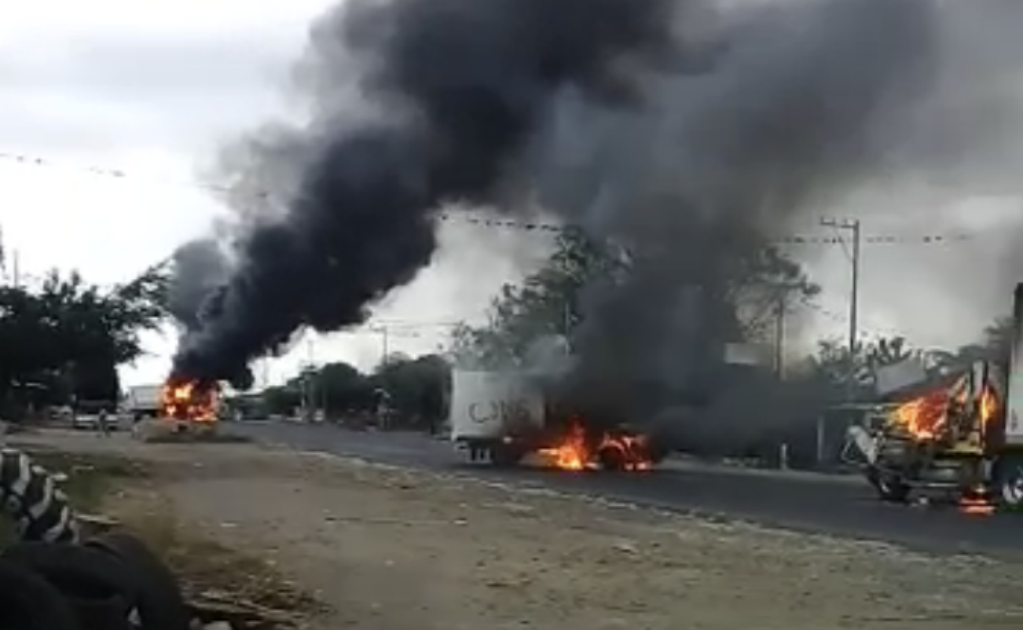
xmin=96 ymin=408 xmax=111 ymax=438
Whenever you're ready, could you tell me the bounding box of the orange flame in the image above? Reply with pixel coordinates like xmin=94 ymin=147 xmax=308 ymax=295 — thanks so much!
xmin=891 ymin=390 xmax=948 ymax=441
xmin=980 ymin=385 xmax=999 ymax=427
xmin=538 ymin=417 xmax=652 ymax=471
xmin=161 ymin=379 xmax=218 ymax=423
xmin=960 ymin=487 xmax=995 ymax=516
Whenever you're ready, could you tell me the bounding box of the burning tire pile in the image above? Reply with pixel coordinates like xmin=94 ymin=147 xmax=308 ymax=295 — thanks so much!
xmin=0 ymin=448 xmax=253 ymax=630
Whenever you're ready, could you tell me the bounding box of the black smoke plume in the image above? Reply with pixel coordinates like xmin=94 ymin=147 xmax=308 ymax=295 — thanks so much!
xmin=530 ymin=0 xmax=941 ymax=451
xmin=171 ymin=0 xmax=694 ymax=386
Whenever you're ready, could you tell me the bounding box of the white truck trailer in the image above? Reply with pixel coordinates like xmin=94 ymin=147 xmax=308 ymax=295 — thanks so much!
xmin=447 ymin=368 xmax=664 ymax=469
xmin=448 ymin=370 xmax=546 ymax=466
xmin=125 ymin=384 xmax=162 ymax=421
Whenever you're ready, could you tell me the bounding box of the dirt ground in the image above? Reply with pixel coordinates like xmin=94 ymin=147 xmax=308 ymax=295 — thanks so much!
xmin=10 ymin=430 xmax=1023 ymax=630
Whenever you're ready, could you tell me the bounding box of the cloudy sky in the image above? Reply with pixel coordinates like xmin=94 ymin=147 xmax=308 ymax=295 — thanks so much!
xmin=0 ymin=0 xmax=549 ymax=387
xmin=1 ymin=0 xmax=1022 ymax=389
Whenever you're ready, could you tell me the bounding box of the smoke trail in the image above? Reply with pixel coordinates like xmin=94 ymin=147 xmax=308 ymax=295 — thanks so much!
xmin=172 ymin=0 xmax=693 ymax=386
xmin=165 ymin=239 xmax=230 ymax=332
xmin=526 ymin=0 xmax=941 ymax=446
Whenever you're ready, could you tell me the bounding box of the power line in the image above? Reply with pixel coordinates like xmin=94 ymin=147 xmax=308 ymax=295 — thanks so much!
xmin=800 ymin=301 xmax=905 ymax=341
xmin=0 ymin=149 xmax=982 ymax=245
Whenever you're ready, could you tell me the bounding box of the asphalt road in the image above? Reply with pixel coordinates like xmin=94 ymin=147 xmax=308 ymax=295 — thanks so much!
xmin=227 ymin=420 xmax=1023 ymax=557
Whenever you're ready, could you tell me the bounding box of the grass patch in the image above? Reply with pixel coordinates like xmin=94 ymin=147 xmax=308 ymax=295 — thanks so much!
xmin=29 ymin=449 xmax=150 ymax=511
xmin=0 ymin=447 xmax=319 ymax=621
xmin=120 ymin=512 xmax=321 ymax=615
xmin=140 ymin=432 xmax=252 ymax=444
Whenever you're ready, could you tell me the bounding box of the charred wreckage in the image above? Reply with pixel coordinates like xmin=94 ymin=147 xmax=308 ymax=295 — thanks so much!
xmin=845 ymin=284 xmax=1023 ymax=512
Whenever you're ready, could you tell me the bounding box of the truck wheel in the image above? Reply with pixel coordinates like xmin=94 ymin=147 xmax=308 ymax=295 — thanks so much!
xmin=869 ymin=468 xmax=910 ymax=502
xmin=466 ymin=445 xmax=493 ymax=465
xmin=597 ymin=445 xmax=627 ymax=472
xmin=491 ymin=445 xmax=523 ymax=468
xmin=995 ymin=456 xmax=1023 ymax=509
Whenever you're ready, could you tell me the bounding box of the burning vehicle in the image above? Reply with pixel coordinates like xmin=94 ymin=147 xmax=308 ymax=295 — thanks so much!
xmin=447 ymin=369 xmax=666 ymax=471
xmin=845 ymin=284 xmax=1023 ymax=511
xmin=160 ymin=379 xmax=220 ymax=431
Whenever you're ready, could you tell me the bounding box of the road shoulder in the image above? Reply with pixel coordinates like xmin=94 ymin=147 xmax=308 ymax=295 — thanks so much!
xmin=11 ymin=430 xmax=1023 ymax=630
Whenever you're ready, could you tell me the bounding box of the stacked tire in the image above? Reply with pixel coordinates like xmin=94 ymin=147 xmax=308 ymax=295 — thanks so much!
xmin=1 ymin=533 xmax=191 ymax=630
xmin=0 ymin=448 xmax=190 ymax=630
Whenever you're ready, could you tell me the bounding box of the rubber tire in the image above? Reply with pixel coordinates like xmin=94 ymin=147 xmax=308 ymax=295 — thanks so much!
xmin=0 ymin=448 xmax=78 ymax=543
xmin=0 ymin=557 xmax=80 ymax=630
xmin=491 ymin=445 xmax=524 ymax=468
xmin=868 ymin=468 xmax=911 ymax=502
xmin=597 ymin=445 xmax=627 ymax=472
xmin=64 ymin=593 xmax=132 ymax=630
xmin=995 ymin=455 xmax=1023 ymax=509
xmin=1 ymin=541 xmax=136 ymax=603
xmin=86 ymin=531 xmax=191 ymax=630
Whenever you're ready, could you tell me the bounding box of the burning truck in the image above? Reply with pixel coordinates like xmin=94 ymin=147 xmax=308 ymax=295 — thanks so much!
xmin=448 ymin=369 xmax=666 ymax=471
xmin=846 ymin=284 xmax=1023 ymax=510
xmin=158 ymin=378 xmax=221 ymax=434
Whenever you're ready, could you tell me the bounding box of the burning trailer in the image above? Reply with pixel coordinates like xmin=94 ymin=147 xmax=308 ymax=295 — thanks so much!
xmin=845 ymin=284 xmax=1023 ymax=511
xmin=447 ymin=369 xmax=666 ymax=471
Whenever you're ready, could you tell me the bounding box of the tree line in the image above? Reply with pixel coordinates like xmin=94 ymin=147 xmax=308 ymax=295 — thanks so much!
xmin=239 ymin=353 xmax=450 ymax=432
xmin=0 ymin=261 xmax=167 ymax=418
xmin=0 ymin=227 xmax=1011 ymax=449
xmin=450 ymin=228 xmax=1012 ymax=398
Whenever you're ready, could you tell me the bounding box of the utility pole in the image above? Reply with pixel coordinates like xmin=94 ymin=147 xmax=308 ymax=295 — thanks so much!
xmin=820 ymin=217 xmax=862 ymax=399
xmin=774 ymin=292 xmax=785 ymax=378
xmin=304 ymin=338 xmax=316 ymax=420
xmin=12 ymin=250 xmax=20 ymax=288
xmin=368 ymin=324 xmax=391 ymax=367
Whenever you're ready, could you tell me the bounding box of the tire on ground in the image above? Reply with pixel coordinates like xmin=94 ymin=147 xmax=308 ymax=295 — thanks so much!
xmin=1 ymin=541 xmax=136 ymax=604
xmin=0 ymin=557 xmax=80 ymax=630
xmin=0 ymin=448 xmax=78 ymax=542
xmin=868 ymin=467 xmax=911 ymax=502
xmin=86 ymin=531 xmax=192 ymax=630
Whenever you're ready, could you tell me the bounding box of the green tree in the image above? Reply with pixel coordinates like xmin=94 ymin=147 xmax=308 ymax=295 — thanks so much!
xmin=371 ymin=354 xmax=450 ymax=431
xmin=866 ymin=336 xmax=914 ymax=368
xmin=923 ymin=317 xmax=1015 ymax=376
xmin=450 ymin=229 xmax=623 ymax=368
xmin=450 ymin=229 xmax=818 ymax=368
xmin=262 ymin=384 xmax=302 ymax=416
xmin=309 ymin=361 xmax=371 ymax=414
xmin=0 ymin=265 xmax=168 ymax=413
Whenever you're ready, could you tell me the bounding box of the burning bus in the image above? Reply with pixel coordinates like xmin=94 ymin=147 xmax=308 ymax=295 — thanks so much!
xmin=845 ymin=283 xmax=1023 ymax=510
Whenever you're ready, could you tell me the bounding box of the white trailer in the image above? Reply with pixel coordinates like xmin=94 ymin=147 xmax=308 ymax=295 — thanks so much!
xmin=125 ymin=384 xmax=162 ymax=420
xmin=448 ymin=370 xmax=545 ymax=465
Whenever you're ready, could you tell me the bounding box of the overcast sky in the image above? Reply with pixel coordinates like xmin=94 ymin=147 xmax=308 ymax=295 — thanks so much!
xmin=1 ymin=0 xmax=1021 ymax=389
xmin=0 ymin=0 xmax=548 ymax=387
